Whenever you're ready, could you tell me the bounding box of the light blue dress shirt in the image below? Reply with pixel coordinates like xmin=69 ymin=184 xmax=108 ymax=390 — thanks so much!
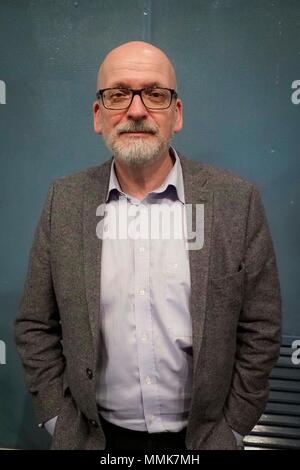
xmin=96 ymin=148 xmax=193 ymax=433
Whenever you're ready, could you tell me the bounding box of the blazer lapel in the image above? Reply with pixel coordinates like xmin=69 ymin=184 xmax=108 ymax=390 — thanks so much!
xmin=179 ymin=154 xmax=214 ymax=371
xmin=83 ymin=159 xmax=112 ymax=356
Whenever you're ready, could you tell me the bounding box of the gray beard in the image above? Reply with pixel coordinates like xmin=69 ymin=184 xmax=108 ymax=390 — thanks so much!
xmin=107 ymin=136 xmax=171 ymax=168
xmin=101 ymin=118 xmax=172 ymax=168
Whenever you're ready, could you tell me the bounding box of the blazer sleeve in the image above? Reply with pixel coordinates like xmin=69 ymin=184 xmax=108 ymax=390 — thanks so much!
xmin=223 ymin=184 xmax=282 ymax=436
xmin=14 ymin=182 xmax=66 ymax=424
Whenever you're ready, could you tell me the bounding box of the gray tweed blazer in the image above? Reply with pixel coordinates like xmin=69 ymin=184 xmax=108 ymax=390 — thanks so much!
xmin=15 ymin=152 xmax=281 ymax=450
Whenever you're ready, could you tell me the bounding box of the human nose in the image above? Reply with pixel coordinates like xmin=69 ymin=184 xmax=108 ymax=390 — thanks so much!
xmin=126 ymin=93 xmax=148 ymax=120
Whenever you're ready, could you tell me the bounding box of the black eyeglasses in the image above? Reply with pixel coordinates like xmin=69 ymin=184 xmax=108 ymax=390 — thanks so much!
xmin=96 ymin=87 xmax=178 ymax=110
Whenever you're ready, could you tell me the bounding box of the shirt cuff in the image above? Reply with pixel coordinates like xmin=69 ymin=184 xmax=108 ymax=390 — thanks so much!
xmin=39 ymin=416 xmax=58 ymax=436
xmin=230 ymin=426 xmax=244 ymax=446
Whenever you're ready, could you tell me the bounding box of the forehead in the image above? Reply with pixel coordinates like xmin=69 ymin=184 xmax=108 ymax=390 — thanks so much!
xmin=100 ymin=54 xmax=175 ymax=89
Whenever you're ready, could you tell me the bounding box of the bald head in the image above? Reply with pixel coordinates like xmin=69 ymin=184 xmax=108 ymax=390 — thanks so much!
xmin=97 ymin=41 xmax=177 ymax=91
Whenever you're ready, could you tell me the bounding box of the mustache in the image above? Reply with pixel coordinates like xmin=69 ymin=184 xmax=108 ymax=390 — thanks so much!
xmin=116 ymin=121 xmax=158 ymax=135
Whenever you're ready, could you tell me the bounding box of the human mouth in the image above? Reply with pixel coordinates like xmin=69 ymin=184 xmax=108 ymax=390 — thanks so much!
xmin=123 ymin=131 xmax=152 ymax=135
xmin=118 ymin=126 xmax=157 ymax=135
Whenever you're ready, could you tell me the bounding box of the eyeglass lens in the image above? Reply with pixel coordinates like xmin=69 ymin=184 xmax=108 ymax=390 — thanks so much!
xmin=103 ymin=88 xmax=172 ymax=109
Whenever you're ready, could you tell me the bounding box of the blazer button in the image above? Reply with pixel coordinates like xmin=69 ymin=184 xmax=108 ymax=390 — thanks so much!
xmin=86 ymin=368 xmax=93 ymax=379
xmin=90 ymin=419 xmax=98 ymax=427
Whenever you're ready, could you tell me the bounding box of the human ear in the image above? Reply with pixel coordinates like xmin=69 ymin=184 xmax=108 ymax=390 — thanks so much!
xmin=173 ymin=99 xmax=183 ymax=133
xmin=93 ymin=101 xmax=102 ymax=135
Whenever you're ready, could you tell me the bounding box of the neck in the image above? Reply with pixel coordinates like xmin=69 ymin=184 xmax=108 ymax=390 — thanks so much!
xmin=114 ymin=149 xmax=175 ymax=201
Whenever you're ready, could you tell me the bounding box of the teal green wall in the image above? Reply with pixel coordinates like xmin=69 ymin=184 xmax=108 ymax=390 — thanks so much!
xmin=0 ymin=0 xmax=299 ymax=449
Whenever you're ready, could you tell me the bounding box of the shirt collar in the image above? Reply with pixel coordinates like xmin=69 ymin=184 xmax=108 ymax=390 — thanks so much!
xmin=105 ymin=146 xmax=185 ymax=204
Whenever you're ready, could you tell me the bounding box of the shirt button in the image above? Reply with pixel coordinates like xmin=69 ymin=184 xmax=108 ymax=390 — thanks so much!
xmin=149 ymin=415 xmax=155 ymax=423
xmin=86 ymin=368 xmax=93 ymax=379
xmin=139 ymin=289 xmax=145 ymax=296
xmin=145 ymin=376 xmax=152 ymax=385
xmin=141 ymin=334 xmax=148 ymax=342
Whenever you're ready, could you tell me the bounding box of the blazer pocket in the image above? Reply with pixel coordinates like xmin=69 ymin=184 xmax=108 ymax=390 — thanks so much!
xmin=51 ymin=399 xmax=69 ymax=448
xmin=210 ymin=262 xmax=245 ymax=289
xmin=51 ymin=393 xmax=75 ymax=449
xmin=208 ymin=263 xmax=245 ymax=322
xmin=221 ymin=414 xmax=239 ymax=450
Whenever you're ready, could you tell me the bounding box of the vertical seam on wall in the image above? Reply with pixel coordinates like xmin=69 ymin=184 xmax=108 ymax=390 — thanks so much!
xmin=143 ymin=0 xmax=152 ymax=42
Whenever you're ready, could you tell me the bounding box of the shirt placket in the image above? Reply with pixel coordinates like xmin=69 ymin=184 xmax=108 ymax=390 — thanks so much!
xmin=132 ymin=199 xmax=164 ymax=432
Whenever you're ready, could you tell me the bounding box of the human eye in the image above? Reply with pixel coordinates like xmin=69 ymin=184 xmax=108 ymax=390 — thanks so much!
xmin=107 ymin=89 xmax=131 ymax=102
xmin=144 ymin=88 xmax=169 ymax=102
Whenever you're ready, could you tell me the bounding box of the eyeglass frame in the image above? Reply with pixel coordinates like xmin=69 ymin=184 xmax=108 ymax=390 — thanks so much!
xmin=96 ymin=87 xmax=178 ymax=110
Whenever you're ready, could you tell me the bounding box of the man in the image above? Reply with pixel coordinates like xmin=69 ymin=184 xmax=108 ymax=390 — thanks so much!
xmin=15 ymin=41 xmax=281 ymax=450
